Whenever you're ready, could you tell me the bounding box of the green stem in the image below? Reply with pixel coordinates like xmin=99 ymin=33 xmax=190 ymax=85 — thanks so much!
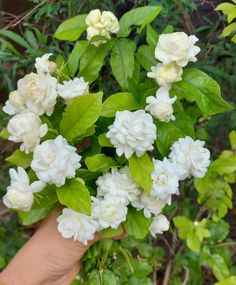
xmin=215 ymin=242 xmax=236 ymax=248
xmin=120 ymin=247 xmax=134 ymax=273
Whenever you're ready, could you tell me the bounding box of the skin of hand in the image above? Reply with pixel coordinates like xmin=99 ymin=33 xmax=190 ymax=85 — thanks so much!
xmin=0 ymin=209 xmax=125 ymax=285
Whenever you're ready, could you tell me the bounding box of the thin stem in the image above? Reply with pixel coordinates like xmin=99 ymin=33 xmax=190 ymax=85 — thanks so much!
xmin=215 ymin=242 xmax=236 ymax=248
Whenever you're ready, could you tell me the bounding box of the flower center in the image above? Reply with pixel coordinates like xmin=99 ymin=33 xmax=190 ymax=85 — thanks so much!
xmin=156 ymin=174 xmax=168 ymax=186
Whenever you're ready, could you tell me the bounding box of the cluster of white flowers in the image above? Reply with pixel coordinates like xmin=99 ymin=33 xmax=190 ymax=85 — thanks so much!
xmin=3 ymin=53 xmax=89 ymax=154
xmin=3 ymin=54 xmax=86 ymax=213
xmin=149 ymin=136 xmax=210 ymax=206
xmin=146 ymin=32 xmax=200 ymax=123
xmin=57 ymin=166 xmax=138 ymax=244
xmin=2 ymin=23 xmax=211 ymax=247
xmin=86 ymin=9 xmax=119 ymax=44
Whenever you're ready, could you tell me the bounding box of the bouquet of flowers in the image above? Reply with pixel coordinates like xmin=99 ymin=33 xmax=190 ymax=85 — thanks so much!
xmin=1 ymin=5 xmax=232 ymax=283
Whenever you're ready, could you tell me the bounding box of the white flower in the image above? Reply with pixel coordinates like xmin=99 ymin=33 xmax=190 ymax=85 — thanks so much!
xmin=96 ymin=166 xmax=140 ymax=205
xmin=57 ymin=77 xmax=89 ymax=100
xmin=3 ymin=90 xmax=26 ymax=115
xmin=92 ymin=197 xmax=127 ymax=230
xmin=145 ymin=86 xmax=177 ymax=122
xmin=31 ymin=135 xmax=81 ymax=186
xmin=107 ymin=110 xmax=156 ymax=159
xmin=101 ymin=11 xmax=119 ymax=33
xmin=155 ymin=32 xmax=201 ymax=67
xmin=149 ymin=214 xmax=170 ymax=237
xmin=3 ymin=167 xmax=45 ymax=211
xmin=131 ymin=192 xmax=166 ymax=218
xmin=86 ymin=9 xmax=103 ymax=29
xmin=7 ymin=110 xmax=48 ymax=154
xmin=169 ymin=136 xmax=210 ymax=179
xmin=86 ymin=9 xmax=119 ymax=42
xmin=35 ymin=53 xmax=57 ymax=75
xmin=57 ymin=208 xmax=98 ymax=245
xmin=17 ymin=72 xmax=57 ymax=116
xmin=147 ymin=62 xmax=183 ymax=86
xmin=151 ymin=158 xmax=180 ymax=204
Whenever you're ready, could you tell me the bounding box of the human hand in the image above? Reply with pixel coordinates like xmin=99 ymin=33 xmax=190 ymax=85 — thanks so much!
xmin=0 ymin=208 xmax=125 ymax=285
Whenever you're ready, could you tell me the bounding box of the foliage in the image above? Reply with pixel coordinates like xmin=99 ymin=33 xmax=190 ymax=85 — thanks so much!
xmin=216 ymin=0 xmax=236 ymax=43
xmin=1 ymin=1 xmax=236 ymax=285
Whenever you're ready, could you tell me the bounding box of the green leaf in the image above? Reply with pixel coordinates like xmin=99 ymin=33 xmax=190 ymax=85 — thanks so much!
xmin=221 ymin=23 xmax=236 ymax=37
xmin=85 ymin=154 xmax=118 ymax=172
xmin=137 ymin=45 xmax=156 ymax=72
xmin=0 ymin=256 xmax=6 ymax=269
xmin=173 ymin=112 xmax=195 ymax=138
xmin=215 ymin=276 xmax=236 ymax=285
xmin=124 ymin=207 xmax=151 ymax=239
xmin=118 ymin=6 xmax=161 ymax=37
xmin=110 ymin=39 xmax=135 ymax=90
xmin=132 ymin=260 xmax=153 ymax=277
xmin=56 ymin=179 xmax=91 ymax=215
xmin=33 ymin=185 xmax=58 ymax=209
xmin=87 ymin=270 xmax=100 ymax=285
xmin=172 ymin=68 xmax=232 ymax=115
xmin=101 ymin=92 xmax=139 ymax=117
xmin=0 ymin=29 xmax=31 ymax=50
xmin=209 ymin=150 xmax=236 ymax=174
xmin=146 ymin=24 xmax=158 ymax=50
xmin=79 ymin=41 xmax=113 ymax=83
xmin=216 ymin=3 xmax=236 ymax=14
xmin=194 ymin=172 xmax=232 ymax=221
xmin=125 ymin=276 xmax=153 ymax=285
xmin=6 ymin=150 xmax=32 ymax=168
xmin=174 ymin=217 xmax=210 ymax=252
xmin=128 ymin=153 xmax=154 ymax=195
xmin=100 ymin=225 xmax=124 ymax=238
xmin=19 ymin=204 xmax=55 ymax=226
xmin=24 ymin=30 xmax=38 ymax=49
xmin=98 ymin=133 xmax=113 ymax=147
xmin=0 ymin=128 xmax=9 ymax=139
xmin=207 ymin=220 xmax=229 ymax=243
xmin=76 ymin=169 xmax=100 ymax=184
xmin=53 ymin=14 xmax=87 ymax=41
xmin=173 ymin=216 xmax=194 ymax=239
xmin=60 ymin=92 xmax=103 ymax=141
xmin=102 ymin=269 xmax=117 ymax=285
xmin=68 ymin=40 xmax=89 ymax=77
xmin=200 ymin=247 xmax=230 ymax=281
xmin=229 ymin=130 xmax=236 ymax=149
xmin=156 ymin=122 xmax=182 ymax=156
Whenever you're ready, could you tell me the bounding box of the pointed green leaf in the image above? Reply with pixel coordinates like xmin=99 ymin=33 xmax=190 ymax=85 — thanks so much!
xmin=79 ymin=41 xmax=113 ymax=83
xmin=85 ymin=154 xmax=118 ymax=172
xmin=53 ymin=14 xmax=87 ymax=41
xmin=56 ymin=179 xmax=91 ymax=215
xmin=110 ymin=39 xmax=135 ymax=90
xmin=118 ymin=6 xmax=161 ymax=37
xmin=128 ymin=153 xmax=154 ymax=195
xmin=101 ymin=92 xmax=139 ymax=117
xmin=60 ymin=92 xmax=103 ymax=141
xmin=68 ymin=40 xmax=89 ymax=76
xmin=124 ymin=207 xmax=151 ymax=239
xmin=6 ymin=150 xmax=32 ymax=168
xmin=172 ymin=68 xmax=232 ymax=115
